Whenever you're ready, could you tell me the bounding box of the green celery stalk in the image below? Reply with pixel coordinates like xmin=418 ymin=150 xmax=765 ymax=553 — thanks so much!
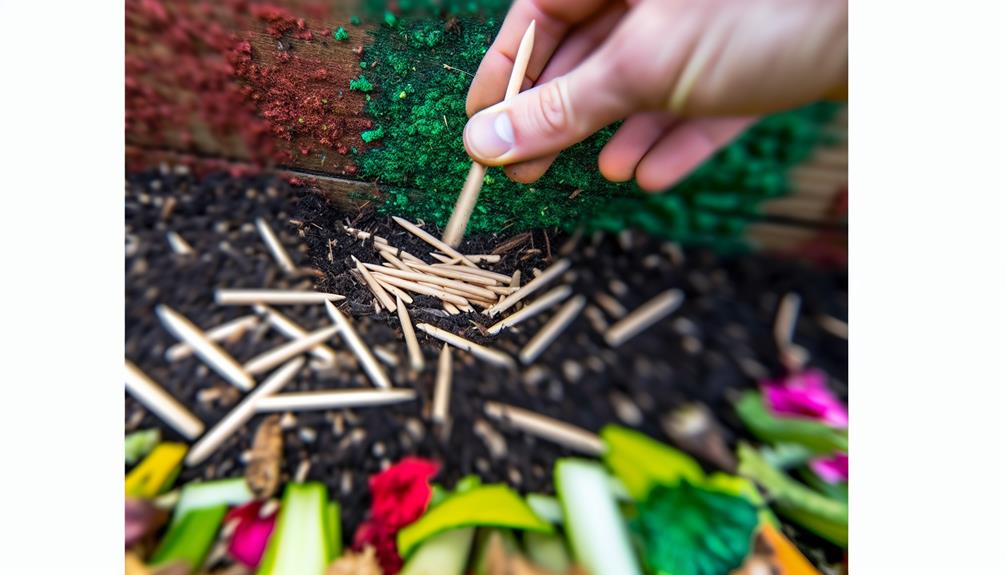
xmin=325 ymin=501 xmax=342 ymax=560
xmin=525 ymin=494 xmax=564 ymax=525
xmin=524 ymin=531 xmax=572 ymax=573
xmin=257 ymin=482 xmax=331 ymax=575
xmin=397 ymin=484 xmax=552 ymax=559
xmin=169 ymin=477 xmax=254 ymax=529
xmin=735 ymin=392 xmax=848 ymax=454
xmin=555 ymin=458 xmax=642 ymax=575
xmin=399 ymin=528 xmax=475 ymax=575
xmin=150 ymin=504 xmax=227 ymax=574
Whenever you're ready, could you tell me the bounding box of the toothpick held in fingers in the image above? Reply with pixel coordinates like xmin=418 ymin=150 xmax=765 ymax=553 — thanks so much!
xmin=186 ymin=358 xmax=304 ymax=466
xmin=256 ymin=217 xmax=297 ymax=275
xmin=125 ymin=361 xmax=205 ymax=440
xmin=166 ymin=315 xmax=258 ymax=361
xmin=432 ymin=344 xmax=453 ymax=425
xmin=243 ymin=325 xmax=340 ymax=376
xmin=604 ymin=289 xmax=685 ymax=347
xmin=416 ymin=323 xmax=516 ymax=369
xmin=216 ymin=289 xmax=345 ymax=306
xmin=156 ymin=304 xmax=255 ymax=391
xmin=255 ymin=388 xmax=416 ymax=412
xmin=519 ymin=295 xmax=586 ymax=364
xmin=324 ymin=299 xmax=391 ymax=388
xmin=442 ymin=20 xmax=536 ymax=248
xmin=484 ymin=401 xmax=603 ymax=456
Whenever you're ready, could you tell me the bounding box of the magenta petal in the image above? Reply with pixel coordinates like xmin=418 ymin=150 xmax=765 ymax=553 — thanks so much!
xmin=810 ymin=453 xmax=849 ymax=484
xmin=227 ymin=502 xmax=277 ymax=568
xmin=761 ymin=369 xmax=848 ymax=427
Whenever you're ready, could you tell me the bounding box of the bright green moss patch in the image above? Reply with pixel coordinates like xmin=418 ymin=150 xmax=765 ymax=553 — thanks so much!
xmin=361 ymin=126 xmax=384 ymax=143
xmin=333 ymin=27 xmax=349 ymax=41
xmin=349 ymin=74 xmax=374 ymax=93
xmin=356 ymin=13 xmax=839 ymax=245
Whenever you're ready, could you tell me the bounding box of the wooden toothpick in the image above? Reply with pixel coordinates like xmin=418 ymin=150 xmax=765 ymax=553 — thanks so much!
xmin=324 ymin=299 xmax=391 ymax=389
xmin=397 ymin=295 xmax=425 ymax=371
xmin=256 ymin=217 xmax=297 ymax=275
xmin=442 ymin=20 xmax=536 ymax=248
xmin=125 ymin=361 xmax=205 ymax=440
xmin=518 ymin=295 xmax=586 ymax=364
xmin=156 ymin=304 xmax=255 ymax=391
xmin=432 ymin=344 xmax=453 ymax=424
xmin=215 ymin=289 xmax=345 ymax=306
xmin=165 ymin=314 xmax=259 ymax=361
xmin=604 ymin=289 xmax=685 ymax=348
xmin=484 ymin=401 xmax=603 ymax=455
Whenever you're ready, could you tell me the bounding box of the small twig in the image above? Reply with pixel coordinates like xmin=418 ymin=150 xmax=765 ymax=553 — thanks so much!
xmin=156 ymin=305 xmax=255 ymax=391
xmin=518 ymin=295 xmax=586 ymax=364
xmin=255 ymin=388 xmax=416 ymax=412
xmin=604 ymin=289 xmax=685 ymax=347
xmin=125 ymin=361 xmax=205 ymax=440
xmin=484 ymin=401 xmax=603 ymax=455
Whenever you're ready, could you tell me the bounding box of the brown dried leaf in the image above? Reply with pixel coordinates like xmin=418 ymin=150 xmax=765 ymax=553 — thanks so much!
xmin=325 ymin=546 xmax=383 ymax=575
xmin=245 ymin=415 xmax=283 ymax=500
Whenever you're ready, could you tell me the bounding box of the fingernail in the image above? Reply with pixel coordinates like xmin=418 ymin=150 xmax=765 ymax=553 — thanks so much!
xmin=465 ymin=110 xmax=514 ymax=160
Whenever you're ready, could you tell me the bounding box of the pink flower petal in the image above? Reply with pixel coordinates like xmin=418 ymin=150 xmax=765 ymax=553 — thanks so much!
xmin=761 ymin=369 xmax=848 ymax=427
xmin=810 ymin=453 xmax=849 ymax=484
xmin=226 ymin=501 xmax=277 ymax=568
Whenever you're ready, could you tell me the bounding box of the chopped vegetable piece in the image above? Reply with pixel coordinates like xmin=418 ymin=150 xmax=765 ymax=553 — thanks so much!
xmin=397 ymin=484 xmax=553 ymax=559
xmin=125 ymin=429 xmax=161 ymax=465
xmin=630 ymin=481 xmax=758 ymax=575
xmin=126 ymin=498 xmax=168 ymax=548
xmin=258 ymin=483 xmax=332 ymax=575
xmin=737 ymin=443 xmax=848 ymax=547
xmin=524 ymin=531 xmax=572 ymax=573
xmin=555 ymin=458 xmax=642 ymax=575
xmin=125 ymin=551 xmax=150 ymax=575
xmin=735 ymin=392 xmax=848 ymax=454
xmin=601 ymin=425 xmax=704 ymax=499
xmin=399 ymin=528 xmax=474 ymax=575
xmin=760 ymin=523 xmax=822 ymax=575
xmin=170 ymin=478 xmax=254 ymax=529
xmin=150 ymin=504 xmax=227 ymax=573
xmin=125 ymin=443 xmax=187 ymax=499
xmin=326 ymin=501 xmax=342 ymax=560
xmin=525 ymin=493 xmax=563 ymax=524
xmin=226 ymin=501 xmax=277 ymax=568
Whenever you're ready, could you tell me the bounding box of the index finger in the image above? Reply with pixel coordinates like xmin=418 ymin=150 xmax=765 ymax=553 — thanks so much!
xmin=465 ymin=0 xmax=613 ymax=117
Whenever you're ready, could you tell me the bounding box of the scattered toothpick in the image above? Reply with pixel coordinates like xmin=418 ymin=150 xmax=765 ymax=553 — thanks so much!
xmin=324 ymin=299 xmax=391 ymax=388
xmin=817 ymin=314 xmax=849 ymax=340
xmin=392 ymin=216 xmax=478 ymax=268
xmin=487 ymin=285 xmax=572 ymax=335
xmin=353 ymin=256 xmax=397 ymax=311
xmin=243 ymin=325 xmax=340 ymax=376
xmin=253 ymin=304 xmax=338 ymax=364
xmin=165 ymin=314 xmax=259 ymax=361
xmin=125 ymin=361 xmax=205 ymax=440
xmin=604 ymin=289 xmax=685 ymax=348
xmin=186 ymin=357 xmax=304 ymax=466
xmin=216 ymin=289 xmax=345 ymax=306
xmin=396 ymin=295 xmax=424 ymax=370
xmin=256 ymin=217 xmax=297 ymax=275
xmin=442 ymin=20 xmax=537 ymax=248
xmin=518 ymin=295 xmax=586 ymax=364
xmin=484 ymin=401 xmax=603 ymax=455
xmin=156 ymin=304 xmax=255 ymax=391
xmin=255 ymin=388 xmax=417 ymax=412
xmin=487 ymin=258 xmax=571 ymax=317
xmin=416 ymin=323 xmax=516 ymax=369
xmin=166 ymin=231 xmax=195 ymax=255
xmin=432 ymin=344 xmax=453 ymax=424
xmin=370 ymin=272 xmax=471 ymax=307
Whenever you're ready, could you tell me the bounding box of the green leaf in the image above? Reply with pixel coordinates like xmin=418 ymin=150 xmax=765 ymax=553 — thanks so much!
xmin=125 ymin=429 xmax=160 ymax=465
xmin=257 ymin=482 xmax=331 ymax=575
xmin=151 ymin=504 xmax=227 ymax=573
xmin=601 ymin=425 xmax=705 ymax=500
xmin=630 ymin=481 xmax=759 ymax=575
xmin=737 ymin=443 xmax=848 ymax=547
xmin=734 ymin=391 xmax=848 ymax=454
xmin=397 ymin=484 xmax=553 ymax=559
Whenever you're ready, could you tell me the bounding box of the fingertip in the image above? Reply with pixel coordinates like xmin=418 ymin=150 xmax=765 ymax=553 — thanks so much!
xmin=597 ymin=148 xmax=633 ymax=183
xmin=504 ymin=162 xmax=545 ymax=184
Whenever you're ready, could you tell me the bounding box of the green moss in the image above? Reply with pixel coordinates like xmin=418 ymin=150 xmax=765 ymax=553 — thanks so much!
xmin=350 ymin=15 xmax=361 ymax=26
xmin=361 ymin=126 xmax=384 ymax=143
xmin=356 ymin=13 xmax=839 ymax=244
xmin=349 ymin=75 xmax=374 ymax=93
xmin=333 ymin=27 xmax=349 ymax=41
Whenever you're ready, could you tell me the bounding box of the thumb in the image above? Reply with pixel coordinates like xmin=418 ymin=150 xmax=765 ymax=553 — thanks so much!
xmin=463 ymin=59 xmax=632 ymax=167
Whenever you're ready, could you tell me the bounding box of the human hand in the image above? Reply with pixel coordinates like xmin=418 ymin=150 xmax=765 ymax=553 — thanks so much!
xmin=463 ymin=0 xmax=847 ymax=191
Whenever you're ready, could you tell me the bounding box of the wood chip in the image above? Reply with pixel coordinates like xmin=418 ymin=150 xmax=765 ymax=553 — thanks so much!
xmin=255 ymin=389 xmax=417 ymax=412
xmin=256 ymin=217 xmax=297 ymax=275
xmin=166 ymin=231 xmax=194 ymax=255
xmin=156 ymin=304 xmax=255 ymax=391
xmin=486 ymin=258 xmax=571 ymax=317
xmin=245 ymin=415 xmax=282 ymax=499
xmin=125 ymin=361 xmax=205 ymax=440
xmin=324 ymin=300 xmax=391 ymax=388
xmin=396 ymin=295 xmax=424 ymax=371
xmin=488 ymin=285 xmax=572 ymax=335
xmin=366 ymin=263 xmax=497 ymax=300
xmin=165 ymin=315 xmax=258 ymax=361
xmin=416 ymin=323 xmax=516 ymax=369
xmin=483 ymin=401 xmax=603 ymax=455
xmin=432 ymin=344 xmax=452 ymax=424
xmin=519 ymin=295 xmax=586 ymax=364
xmin=216 ymin=289 xmax=345 ymax=305
xmin=392 ymin=216 xmax=478 ymax=268
xmin=186 ymin=358 xmax=304 ymax=466
xmin=353 ymin=256 xmax=396 ymax=311
xmin=370 ymin=272 xmax=470 ymax=307
xmin=604 ymin=289 xmax=684 ymax=347
xmin=243 ymin=325 xmax=340 ymax=375
xmin=253 ymin=304 xmax=338 ymax=364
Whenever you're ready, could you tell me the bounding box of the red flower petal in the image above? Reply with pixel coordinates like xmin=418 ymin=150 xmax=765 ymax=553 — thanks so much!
xmin=368 ymin=457 xmax=440 ymax=530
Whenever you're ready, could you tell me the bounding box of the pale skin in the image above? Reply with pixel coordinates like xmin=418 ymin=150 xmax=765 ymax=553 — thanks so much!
xmin=464 ymin=0 xmax=847 ymax=192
